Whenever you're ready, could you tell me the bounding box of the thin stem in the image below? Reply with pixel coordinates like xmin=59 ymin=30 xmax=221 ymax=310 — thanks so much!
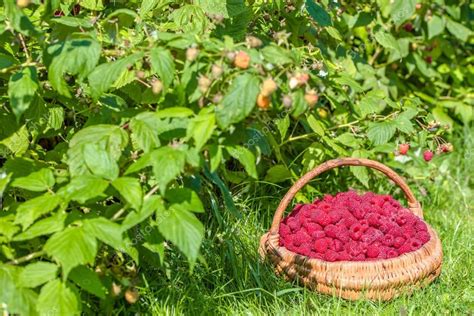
xmin=7 ymin=250 xmax=46 ymax=265
xmin=18 ymin=34 xmax=31 ymax=61
xmin=111 ymin=185 xmax=159 ymax=221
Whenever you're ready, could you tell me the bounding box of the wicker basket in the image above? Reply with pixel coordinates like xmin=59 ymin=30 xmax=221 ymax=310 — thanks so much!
xmin=259 ymin=158 xmax=443 ymax=301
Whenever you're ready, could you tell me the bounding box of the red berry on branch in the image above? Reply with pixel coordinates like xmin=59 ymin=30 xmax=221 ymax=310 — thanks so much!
xmin=423 ymin=150 xmax=434 ymax=162
xmin=399 ymin=143 xmax=410 ymax=155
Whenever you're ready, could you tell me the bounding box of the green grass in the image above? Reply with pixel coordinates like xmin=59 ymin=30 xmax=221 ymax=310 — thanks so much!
xmin=135 ymin=126 xmax=473 ymax=315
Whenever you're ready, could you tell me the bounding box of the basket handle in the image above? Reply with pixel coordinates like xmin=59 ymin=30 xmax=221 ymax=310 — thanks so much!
xmin=269 ymin=158 xmax=422 ymax=234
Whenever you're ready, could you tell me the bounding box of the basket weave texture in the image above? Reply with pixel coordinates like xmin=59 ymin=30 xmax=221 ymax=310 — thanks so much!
xmin=259 ymin=158 xmax=443 ymax=301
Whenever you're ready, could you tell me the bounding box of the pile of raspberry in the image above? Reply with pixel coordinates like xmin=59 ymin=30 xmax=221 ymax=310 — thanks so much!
xmin=279 ymin=191 xmax=430 ymax=262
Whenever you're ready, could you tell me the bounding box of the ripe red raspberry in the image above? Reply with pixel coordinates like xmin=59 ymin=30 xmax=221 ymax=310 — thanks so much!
xmin=352 ymin=253 xmax=366 ymax=261
xmin=324 ymin=224 xmax=339 ymax=238
xmin=399 ymin=143 xmax=410 ymax=155
xmin=311 ymin=210 xmax=332 ymax=227
xmin=318 ymin=202 xmax=332 ymax=212
xmin=341 ymin=215 xmax=357 ymax=229
xmin=388 ymin=226 xmax=404 ymax=238
xmin=361 ymin=228 xmax=383 ymax=244
xmin=398 ymin=241 xmax=412 ymax=254
xmin=415 ymin=220 xmax=428 ymax=232
xmin=338 ymin=251 xmax=351 ymax=261
xmin=329 ymin=210 xmax=344 ymax=224
xmin=335 ymin=224 xmax=350 ymax=242
xmin=423 ymin=150 xmax=434 ymax=161
xmin=366 ymin=213 xmax=382 ymax=227
xmin=403 ymin=23 xmax=414 ymax=32
xmin=279 ymin=223 xmax=290 ymax=236
xmin=349 ymin=223 xmax=364 ymax=240
xmin=314 ymin=238 xmax=330 ymax=254
xmin=409 ymin=238 xmax=423 ymax=251
xmin=298 ymin=244 xmax=312 ymax=257
xmin=324 ymin=249 xmax=339 ymax=262
xmin=381 ymin=234 xmax=395 ymax=247
xmin=396 ymin=213 xmax=416 ymax=226
xmin=366 ymin=244 xmax=380 ymax=258
xmin=303 ymin=222 xmax=322 ymax=234
xmin=287 ymin=217 xmax=301 ymax=232
xmin=402 ymin=225 xmax=417 ymax=239
xmin=417 ymin=231 xmax=430 ymax=243
xmin=393 ymin=236 xmax=406 ymax=249
xmin=311 ymin=230 xmax=326 ymax=240
xmin=386 ymin=249 xmax=399 ymax=258
xmin=332 ymin=239 xmax=344 ymax=252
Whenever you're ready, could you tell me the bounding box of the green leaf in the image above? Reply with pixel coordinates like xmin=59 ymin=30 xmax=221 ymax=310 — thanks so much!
xmin=291 ymin=90 xmax=308 ymax=117
xmin=305 ymin=0 xmax=332 ymax=27
xmin=122 ymin=195 xmax=162 ymax=229
xmin=166 ymin=188 xmax=204 ymax=213
xmin=276 ymin=115 xmax=290 ymax=142
xmin=187 ymin=112 xmax=216 ymax=150
xmin=37 ymin=279 xmax=81 ymax=316
xmin=367 ymin=121 xmax=397 ymax=145
xmin=0 ymin=265 xmax=38 ymax=316
xmin=84 ymin=218 xmax=125 ymax=252
xmin=157 ymin=207 xmax=204 ymax=265
xmin=156 ymin=107 xmax=194 ymax=118
xmin=14 ymin=193 xmax=61 ymax=230
xmin=150 ymin=47 xmax=175 ymax=90
xmin=83 ymin=143 xmax=119 ymax=180
xmin=307 ymin=115 xmax=325 ymax=136
xmin=209 ymin=144 xmax=222 ymax=172
xmin=122 ymin=196 xmax=164 ymax=230
xmin=68 ymin=266 xmax=107 ymax=299
xmin=0 ymin=125 xmax=30 ymax=156
xmin=11 ymin=168 xmax=55 ymax=192
xmin=8 ymin=66 xmax=39 ymax=121
xmin=374 ymin=30 xmax=400 ymax=52
xmin=44 ymin=226 xmax=97 ymax=278
xmin=112 ymin=177 xmax=143 ymax=210
xmin=152 ymin=147 xmax=187 ymax=193
xmin=390 ymin=0 xmax=415 ymax=26
xmin=393 ymin=116 xmax=414 ymax=134
xmin=358 ymin=90 xmax=385 ymax=117
xmin=46 ymin=37 xmax=101 ymax=98
xmin=216 ymin=74 xmax=259 ymax=128
xmin=326 ymin=26 xmax=342 ymax=41
xmin=225 ymin=146 xmax=258 ymax=179
xmin=261 ymin=45 xmax=293 ymax=65
xmin=336 ymin=133 xmax=360 ymax=148
xmin=130 ymin=112 xmax=161 ymax=153
xmin=3 ymin=0 xmax=40 ymax=37
xmin=265 ymin=165 xmax=292 ymax=183
xmin=88 ymin=53 xmax=144 ymax=98
xmin=203 ymin=167 xmax=240 ymax=218
xmin=58 ymin=175 xmax=109 ymax=203
xmin=19 ymin=262 xmax=58 ymax=288
xmin=428 ymin=15 xmax=445 ymax=39
xmin=13 ymin=212 xmax=66 ymax=241
xmin=67 ymin=124 xmax=128 ymax=177
xmin=446 ymin=19 xmax=473 ymax=42
xmin=350 ymin=150 xmax=370 ymax=187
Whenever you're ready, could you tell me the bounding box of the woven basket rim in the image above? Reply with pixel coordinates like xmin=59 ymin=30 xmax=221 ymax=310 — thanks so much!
xmin=263 ymin=224 xmax=440 ymax=268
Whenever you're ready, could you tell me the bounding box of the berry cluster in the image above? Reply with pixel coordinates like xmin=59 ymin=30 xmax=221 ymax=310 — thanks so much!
xmin=279 ymin=191 xmax=430 ymax=262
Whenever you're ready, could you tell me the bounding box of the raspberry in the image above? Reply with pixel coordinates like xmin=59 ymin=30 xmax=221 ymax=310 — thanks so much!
xmin=287 ymin=217 xmax=301 ymax=232
xmin=366 ymin=244 xmax=380 ymax=258
xmin=366 ymin=213 xmax=382 ymax=227
xmin=396 ymin=213 xmax=415 ymax=226
xmin=314 ymin=238 xmax=330 ymax=254
xmin=398 ymin=241 xmax=412 ymax=254
xmin=388 ymin=226 xmax=403 ymax=237
xmin=417 ymin=231 xmax=430 ymax=243
xmin=381 ymin=234 xmax=395 ymax=247
xmin=329 ymin=210 xmax=344 ymax=224
xmin=289 ymin=204 xmax=303 ymax=217
xmin=318 ymin=202 xmax=332 ymax=212
xmin=341 ymin=215 xmax=357 ymax=229
xmin=386 ymin=249 xmax=399 ymax=258
xmin=312 ymin=210 xmax=332 ymax=227
xmin=423 ymin=150 xmax=434 ymax=162
xmin=324 ymin=249 xmax=339 ymax=262
xmin=352 ymin=253 xmax=366 ymax=261
xmin=399 ymin=143 xmax=410 ymax=155
xmin=332 ymin=239 xmax=344 ymax=252
xmin=409 ymin=238 xmax=423 ymax=251
xmin=324 ymin=224 xmax=338 ymax=238
xmin=415 ymin=220 xmax=428 ymax=232
xmin=311 ymin=230 xmax=326 ymax=240
xmin=402 ymin=225 xmax=416 ymax=239
xmin=303 ymin=222 xmax=322 ymax=234
xmin=361 ymin=228 xmax=383 ymax=244
xmin=338 ymin=251 xmax=351 ymax=261
xmin=298 ymin=244 xmax=312 ymax=257
xmin=335 ymin=224 xmax=350 ymax=242
xmin=393 ymin=236 xmax=406 ymax=248
xmin=279 ymin=223 xmax=290 ymax=237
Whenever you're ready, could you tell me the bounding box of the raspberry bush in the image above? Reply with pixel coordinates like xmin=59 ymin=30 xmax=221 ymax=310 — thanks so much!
xmin=0 ymin=0 xmax=471 ymax=314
